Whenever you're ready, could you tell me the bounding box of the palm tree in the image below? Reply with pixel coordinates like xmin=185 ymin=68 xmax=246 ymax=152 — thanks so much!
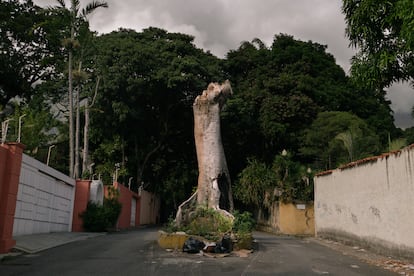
xmin=335 ymin=131 xmax=354 ymax=162
xmin=54 ymin=0 xmax=108 ymax=178
xmin=335 ymin=126 xmax=362 ymax=162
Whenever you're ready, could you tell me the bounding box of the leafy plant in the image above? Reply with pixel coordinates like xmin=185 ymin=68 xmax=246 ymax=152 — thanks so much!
xmin=388 ymin=138 xmax=406 ymax=151
xmin=232 ymin=211 xmax=255 ymax=234
xmin=343 ymin=0 xmax=414 ymax=90
xmin=235 ymin=151 xmax=314 ymax=207
xmin=186 ymin=207 xmax=233 ymax=241
xmin=81 ymin=186 xmax=122 ymax=232
xmin=272 ymin=151 xmax=314 ymax=203
xmin=164 ymin=215 xmax=181 ymax=233
xmin=235 ymin=158 xmax=276 ymax=208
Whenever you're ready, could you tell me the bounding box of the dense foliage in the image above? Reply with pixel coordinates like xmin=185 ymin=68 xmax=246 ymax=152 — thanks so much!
xmin=232 ymin=211 xmax=255 ymax=234
xmin=1 ymin=1 xmax=405 ymax=218
xmin=165 ymin=207 xmax=254 ymax=244
xmin=301 ymin=111 xmax=381 ymax=170
xmin=86 ymin=28 xmax=223 ymax=216
xmin=235 ymin=151 xmax=313 ymax=208
xmin=0 ymin=0 xmax=68 ymax=107
xmin=222 ymin=35 xmax=395 ymax=175
xmin=343 ymin=0 xmax=414 ymax=89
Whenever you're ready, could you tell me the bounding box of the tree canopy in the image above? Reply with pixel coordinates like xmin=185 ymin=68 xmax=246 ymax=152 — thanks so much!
xmin=0 ymin=2 xmax=403 ymax=217
xmin=222 ymin=34 xmax=395 ymax=177
xmin=0 ymin=0 xmax=69 ymax=107
xmin=300 ymin=111 xmax=381 ymax=170
xmin=343 ymin=0 xmax=414 ymax=89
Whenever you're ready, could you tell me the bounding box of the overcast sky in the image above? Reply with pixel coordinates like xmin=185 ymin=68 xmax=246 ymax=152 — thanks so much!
xmin=34 ymin=0 xmax=414 ymax=127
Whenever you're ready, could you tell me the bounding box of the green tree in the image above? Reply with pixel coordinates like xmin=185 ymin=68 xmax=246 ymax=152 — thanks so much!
xmin=88 ymin=28 xmax=223 ymax=217
xmin=0 ymin=0 xmax=68 ymax=108
xmin=335 ymin=130 xmax=356 ymax=162
xmin=234 ymin=158 xmax=276 ymax=208
xmin=272 ymin=151 xmax=313 ymax=203
xmin=223 ymin=34 xmax=390 ymax=176
xmin=5 ymin=98 xmax=63 ymax=168
xmin=223 ymin=34 xmax=397 ymax=186
xmin=300 ymin=111 xmax=381 ymax=170
xmin=52 ymin=0 xmax=108 ymax=178
xmin=235 ymin=151 xmax=313 ymax=208
xmin=343 ymin=0 xmax=414 ymax=89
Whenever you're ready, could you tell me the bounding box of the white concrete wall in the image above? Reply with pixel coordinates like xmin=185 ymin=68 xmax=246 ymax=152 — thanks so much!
xmin=13 ymin=154 xmax=76 ymax=236
xmin=315 ymin=146 xmax=414 ymax=258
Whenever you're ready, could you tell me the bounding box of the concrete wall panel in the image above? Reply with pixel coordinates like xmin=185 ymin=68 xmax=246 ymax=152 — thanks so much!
xmin=13 ymin=154 xmax=75 ymax=236
xmin=315 ymin=147 xmax=414 ymax=259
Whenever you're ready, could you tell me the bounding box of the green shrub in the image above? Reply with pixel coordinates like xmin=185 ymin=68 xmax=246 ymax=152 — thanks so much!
xmin=186 ymin=207 xmax=233 ymax=241
xmin=81 ymin=187 xmax=122 ymax=232
xmin=164 ymin=215 xmax=181 ymax=233
xmin=163 ymin=207 xmax=256 ymax=246
xmin=232 ymin=211 xmax=255 ymax=234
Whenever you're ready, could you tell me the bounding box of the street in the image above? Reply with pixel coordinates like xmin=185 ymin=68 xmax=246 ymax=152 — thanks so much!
xmin=0 ymin=228 xmax=396 ymax=275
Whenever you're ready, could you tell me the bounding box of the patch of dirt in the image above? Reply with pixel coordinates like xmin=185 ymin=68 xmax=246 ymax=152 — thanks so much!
xmin=232 ymin=249 xmax=253 ymax=258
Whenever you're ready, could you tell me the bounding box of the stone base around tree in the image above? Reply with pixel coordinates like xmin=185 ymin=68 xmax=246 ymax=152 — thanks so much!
xmin=158 ymin=230 xmax=189 ymax=250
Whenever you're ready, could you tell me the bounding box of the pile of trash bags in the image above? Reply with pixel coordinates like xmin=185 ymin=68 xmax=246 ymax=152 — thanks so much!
xmin=182 ymin=235 xmax=233 ymax=254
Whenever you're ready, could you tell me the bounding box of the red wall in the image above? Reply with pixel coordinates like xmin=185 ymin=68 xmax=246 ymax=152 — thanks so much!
xmin=72 ymin=180 xmax=91 ymax=232
xmin=106 ymin=182 xmax=140 ymax=229
xmin=0 ymin=142 xmax=144 ymax=254
xmin=73 ymin=181 xmax=141 ymax=231
xmin=0 ymin=143 xmax=25 ymax=253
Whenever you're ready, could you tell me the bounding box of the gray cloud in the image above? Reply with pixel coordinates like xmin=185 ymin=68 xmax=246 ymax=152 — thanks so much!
xmin=386 ymin=82 xmax=414 ymax=113
xmin=88 ymin=1 xmax=354 ymax=63
xmin=33 ymin=0 xmax=354 ymax=68
xmin=32 ymin=0 xmax=414 ymax=126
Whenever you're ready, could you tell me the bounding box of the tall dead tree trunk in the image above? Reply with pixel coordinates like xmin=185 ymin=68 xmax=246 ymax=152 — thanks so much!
xmin=74 ymin=85 xmax=80 ymax=179
xmin=82 ymin=76 xmax=100 ymax=177
xmin=82 ymin=97 xmax=89 ymax=175
xmin=176 ymin=80 xmax=234 ymax=226
xmin=68 ymin=35 xmax=74 ymax=178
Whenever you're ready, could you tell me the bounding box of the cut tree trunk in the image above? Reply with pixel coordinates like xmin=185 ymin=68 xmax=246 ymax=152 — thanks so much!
xmin=176 ymin=80 xmax=234 ymax=226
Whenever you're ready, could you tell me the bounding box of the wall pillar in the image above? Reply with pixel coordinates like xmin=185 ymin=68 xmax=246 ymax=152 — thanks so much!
xmin=0 ymin=143 xmax=25 ymax=253
xmin=72 ymin=180 xmax=91 ymax=232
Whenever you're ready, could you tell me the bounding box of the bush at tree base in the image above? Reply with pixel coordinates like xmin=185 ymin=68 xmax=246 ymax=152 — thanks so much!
xmin=232 ymin=211 xmax=255 ymax=234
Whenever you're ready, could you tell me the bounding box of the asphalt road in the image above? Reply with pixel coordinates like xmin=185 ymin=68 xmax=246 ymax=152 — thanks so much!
xmin=0 ymin=228 xmax=396 ymax=275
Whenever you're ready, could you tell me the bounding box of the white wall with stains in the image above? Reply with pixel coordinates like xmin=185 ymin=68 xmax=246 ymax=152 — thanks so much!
xmin=315 ymin=146 xmax=414 ymax=258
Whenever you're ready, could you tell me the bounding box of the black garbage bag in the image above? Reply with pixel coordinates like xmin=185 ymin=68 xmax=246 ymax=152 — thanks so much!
xmin=183 ymin=237 xmax=205 ymax=253
xmin=214 ymin=234 xmax=233 ymax=253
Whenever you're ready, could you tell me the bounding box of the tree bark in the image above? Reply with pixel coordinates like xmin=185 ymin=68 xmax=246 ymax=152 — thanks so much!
xmin=176 ymin=80 xmax=234 ymax=226
xmin=74 ymin=85 xmax=80 ymax=179
xmin=82 ymin=76 xmax=99 ymax=177
xmin=68 ymin=41 xmax=74 ymax=178
xmin=82 ymin=97 xmax=89 ymax=175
